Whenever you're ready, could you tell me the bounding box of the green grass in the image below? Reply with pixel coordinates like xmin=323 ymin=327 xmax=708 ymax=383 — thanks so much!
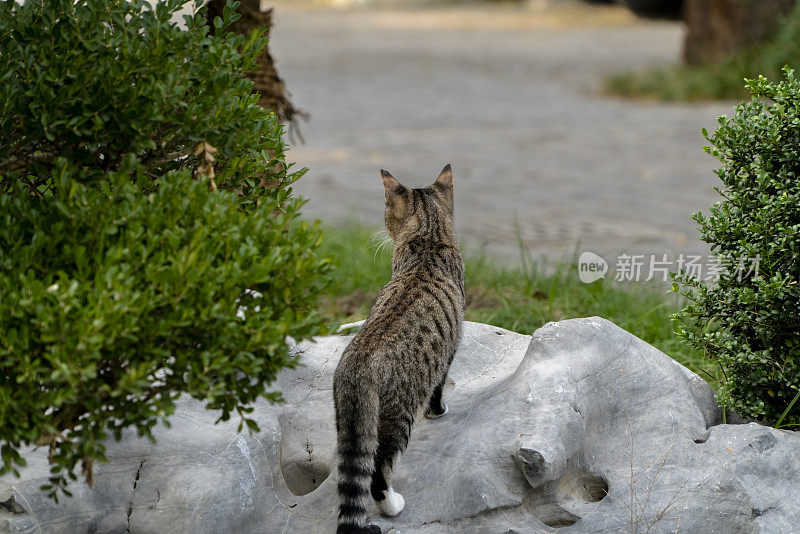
xmin=605 ymin=5 xmax=800 ymax=102
xmin=319 ymin=224 xmax=720 ymax=386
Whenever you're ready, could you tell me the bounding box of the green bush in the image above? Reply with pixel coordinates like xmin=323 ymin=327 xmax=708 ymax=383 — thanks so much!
xmin=0 ymin=0 xmax=331 ymax=499
xmin=674 ymin=69 xmax=800 ymax=426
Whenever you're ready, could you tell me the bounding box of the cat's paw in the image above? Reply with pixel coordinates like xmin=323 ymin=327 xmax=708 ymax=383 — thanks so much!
xmin=336 ymin=523 xmax=381 ymax=534
xmin=424 ymin=401 xmax=448 ymax=419
xmin=376 ymin=488 xmax=405 ymax=517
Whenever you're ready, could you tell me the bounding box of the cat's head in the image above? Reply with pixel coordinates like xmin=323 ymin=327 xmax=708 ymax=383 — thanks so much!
xmin=381 ymin=164 xmax=454 ymax=243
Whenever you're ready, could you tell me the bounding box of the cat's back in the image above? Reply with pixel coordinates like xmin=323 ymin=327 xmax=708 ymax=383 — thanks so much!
xmin=340 ymin=247 xmax=464 ymax=371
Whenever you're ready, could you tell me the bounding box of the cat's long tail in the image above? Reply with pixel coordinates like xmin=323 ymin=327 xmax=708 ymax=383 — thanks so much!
xmin=335 ymin=379 xmax=381 ymax=534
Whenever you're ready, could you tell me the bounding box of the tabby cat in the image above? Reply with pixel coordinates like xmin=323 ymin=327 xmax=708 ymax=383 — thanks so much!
xmin=333 ymin=165 xmax=465 ymax=534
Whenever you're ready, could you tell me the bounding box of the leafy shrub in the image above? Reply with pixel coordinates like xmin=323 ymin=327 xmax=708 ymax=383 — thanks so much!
xmin=0 ymin=0 xmax=331 ymax=498
xmin=674 ymin=69 xmax=800 ymax=426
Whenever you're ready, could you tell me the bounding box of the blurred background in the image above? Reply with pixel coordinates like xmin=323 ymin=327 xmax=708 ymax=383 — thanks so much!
xmin=251 ymin=0 xmax=796 ymax=259
xmin=207 ymin=0 xmax=797 ymax=373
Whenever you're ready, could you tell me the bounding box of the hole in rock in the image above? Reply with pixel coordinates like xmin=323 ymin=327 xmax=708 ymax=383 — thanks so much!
xmin=278 ymin=414 xmax=334 ymax=496
xmin=558 ymin=471 xmax=609 ymax=503
xmin=578 ymin=474 xmax=608 ymax=502
xmin=280 ymin=444 xmax=331 ymax=496
xmin=534 ymin=503 xmax=580 ymax=527
xmin=693 ymin=430 xmax=710 ymax=444
xmin=0 ymin=495 xmax=25 ymax=514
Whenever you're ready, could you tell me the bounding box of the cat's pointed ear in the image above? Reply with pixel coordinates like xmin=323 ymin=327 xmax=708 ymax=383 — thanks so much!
xmin=434 ymin=164 xmax=453 ymax=188
xmin=382 ymin=169 xmax=409 ymax=218
xmin=381 ymin=169 xmax=404 ymax=198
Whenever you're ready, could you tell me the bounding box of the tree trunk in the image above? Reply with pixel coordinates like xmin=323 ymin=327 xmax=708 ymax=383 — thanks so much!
xmin=205 ymin=0 xmax=304 ymax=124
xmin=683 ymin=0 xmax=797 ymax=65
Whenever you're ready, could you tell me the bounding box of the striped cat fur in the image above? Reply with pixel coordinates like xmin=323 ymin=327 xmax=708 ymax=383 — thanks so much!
xmin=333 ymin=165 xmax=465 ymax=534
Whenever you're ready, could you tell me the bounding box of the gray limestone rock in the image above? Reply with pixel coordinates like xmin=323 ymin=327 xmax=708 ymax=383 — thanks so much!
xmin=2 ymin=318 xmax=799 ymax=533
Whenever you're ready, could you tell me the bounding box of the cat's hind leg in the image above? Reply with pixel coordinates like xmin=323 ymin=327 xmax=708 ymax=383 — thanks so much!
xmin=424 ymin=379 xmax=448 ymax=419
xmin=371 ymin=413 xmax=411 ymax=517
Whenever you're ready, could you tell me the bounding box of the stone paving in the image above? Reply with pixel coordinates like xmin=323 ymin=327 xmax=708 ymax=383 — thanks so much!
xmin=268 ymin=2 xmax=734 ymax=261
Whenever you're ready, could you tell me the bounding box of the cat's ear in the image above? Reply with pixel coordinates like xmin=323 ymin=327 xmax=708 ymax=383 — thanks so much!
xmin=382 ymin=169 xmax=410 ymax=218
xmin=381 ymin=169 xmax=405 ymax=198
xmin=434 ymin=164 xmax=453 ymax=188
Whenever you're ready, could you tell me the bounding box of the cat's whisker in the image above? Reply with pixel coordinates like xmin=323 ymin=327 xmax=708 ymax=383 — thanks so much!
xmin=374 ymin=237 xmax=390 ymax=262
xmin=369 ymin=230 xmax=393 ymax=262
xmin=370 ymin=229 xmax=388 ymax=242
xmin=373 ymin=235 xmax=393 ymax=263
xmin=369 ymin=239 xmax=385 ymax=250
xmin=369 ymin=230 xmax=389 ymax=250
